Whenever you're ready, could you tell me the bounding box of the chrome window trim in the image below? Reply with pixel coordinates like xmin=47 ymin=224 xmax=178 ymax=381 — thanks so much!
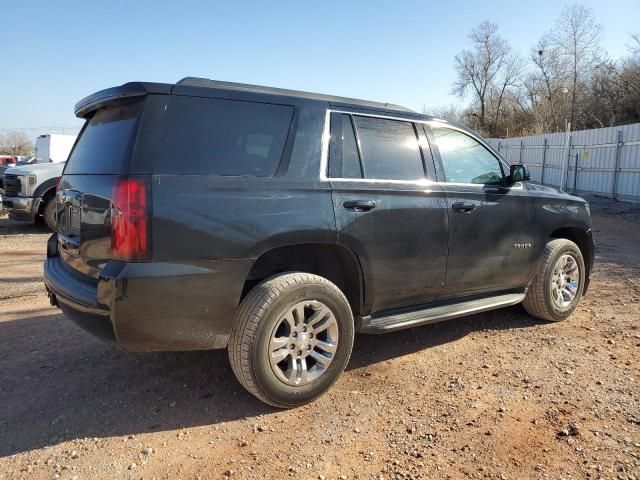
xmin=319 ymin=108 xmax=511 ymax=187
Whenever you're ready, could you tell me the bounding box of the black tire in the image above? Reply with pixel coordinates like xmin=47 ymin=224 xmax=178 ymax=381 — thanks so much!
xmin=43 ymin=198 xmax=57 ymax=232
xmin=228 ymin=272 xmax=355 ymax=408
xmin=523 ymin=239 xmax=585 ymax=322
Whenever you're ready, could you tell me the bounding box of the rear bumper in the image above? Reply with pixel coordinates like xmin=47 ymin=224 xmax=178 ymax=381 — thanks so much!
xmin=43 ymin=234 xmax=252 ymax=351
xmin=44 ymin=255 xmax=116 ymax=343
xmin=2 ymin=195 xmax=39 ymax=222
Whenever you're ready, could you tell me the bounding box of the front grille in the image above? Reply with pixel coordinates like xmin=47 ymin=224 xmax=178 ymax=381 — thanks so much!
xmin=3 ymin=174 xmax=21 ymax=196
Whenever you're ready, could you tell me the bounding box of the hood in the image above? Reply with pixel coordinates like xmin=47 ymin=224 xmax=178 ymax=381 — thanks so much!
xmin=7 ymin=162 xmax=66 ymax=176
xmin=525 ymin=181 xmax=587 ymax=203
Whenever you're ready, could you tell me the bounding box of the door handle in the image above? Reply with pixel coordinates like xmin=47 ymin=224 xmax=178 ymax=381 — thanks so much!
xmin=452 ymin=202 xmax=476 ymax=213
xmin=343 ymin=200 xmax=376 ymax=212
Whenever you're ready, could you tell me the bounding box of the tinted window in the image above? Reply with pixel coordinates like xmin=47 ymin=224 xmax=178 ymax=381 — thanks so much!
xmin=156 ymin=97 xmax=293 ymax=176
xmin=353 ymin=116 xmax=424 ymax=180
xmin=329 ymin=113 xmax=362 ymax=178
xmin=432 ymin=126 xmax=504 ymax=185
xmin=65 ymin=101 xmax=141 ymax=174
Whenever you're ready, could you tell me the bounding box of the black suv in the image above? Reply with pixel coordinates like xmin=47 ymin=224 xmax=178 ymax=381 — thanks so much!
xmin=44 ymin=78 xmax=594 ymax=407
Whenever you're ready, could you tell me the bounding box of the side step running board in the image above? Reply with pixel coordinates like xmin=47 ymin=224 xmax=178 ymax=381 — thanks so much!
xmin=358 ymin=293 xmax=525 ymax=334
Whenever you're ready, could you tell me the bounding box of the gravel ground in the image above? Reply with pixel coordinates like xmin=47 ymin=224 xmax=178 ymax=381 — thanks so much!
xmin=0 ymin=196 xmax=638 ymax=480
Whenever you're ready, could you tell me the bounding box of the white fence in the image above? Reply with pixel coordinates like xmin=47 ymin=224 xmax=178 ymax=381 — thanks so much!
xmin=486 ymin=123 xmax=640 ymax=202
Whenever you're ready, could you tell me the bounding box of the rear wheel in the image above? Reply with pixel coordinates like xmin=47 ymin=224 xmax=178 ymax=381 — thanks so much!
xmin=523 ymin=239 xmax=585 ymax=321
xmin=228 ymin=272 xmax=354 ymax=408
xmin=43 ymin=198 xmax=57 ymax=231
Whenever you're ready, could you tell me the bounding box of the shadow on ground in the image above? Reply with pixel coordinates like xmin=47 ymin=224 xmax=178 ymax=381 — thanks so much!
xmin=0 ymin=215 xmax=50 ymax=235
xmin=0 ymin=303 xmax=541 ymax=457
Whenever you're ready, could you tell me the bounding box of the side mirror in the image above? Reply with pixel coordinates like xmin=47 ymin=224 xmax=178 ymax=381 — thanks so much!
xmin=509 ymin=164 xmax=530 ymax=184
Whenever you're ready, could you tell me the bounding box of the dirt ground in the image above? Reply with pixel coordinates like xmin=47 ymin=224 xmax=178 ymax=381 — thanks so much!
xmin=0 ymin=196 xmax=638 ymax=480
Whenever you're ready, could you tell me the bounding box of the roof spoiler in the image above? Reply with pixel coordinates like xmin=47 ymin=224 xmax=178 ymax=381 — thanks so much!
xmin=74 ymin=82 xmax=171 ymax=118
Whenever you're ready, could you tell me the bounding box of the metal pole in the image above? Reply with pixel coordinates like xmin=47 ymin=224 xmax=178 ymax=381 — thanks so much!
xmin=612 ymin=130 xmax=623 ymax=200
xmin=519 ymin=139 xmax=524 ymax=164
xmin=573 ymin=153 xmax=579 ymax=194
xmin=560 ymin=123 xmax=572 ymax=190
xmin=541 ymin=138 xmax=548 ymax=184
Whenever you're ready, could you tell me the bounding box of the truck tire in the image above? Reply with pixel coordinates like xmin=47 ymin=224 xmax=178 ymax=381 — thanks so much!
xmin=228 ymin=272 xmax=354 ymax=408
xmin=43 ymin=198 xmax=57 ymax=232
xmin=523 ymin=239 xmax=585 ymax=322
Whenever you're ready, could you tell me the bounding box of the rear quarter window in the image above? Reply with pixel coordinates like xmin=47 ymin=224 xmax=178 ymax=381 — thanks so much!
xmin=64 ymin=101 xmax=141 ymax=175
xmin=156 ymin=96 xmax=294 ymax=176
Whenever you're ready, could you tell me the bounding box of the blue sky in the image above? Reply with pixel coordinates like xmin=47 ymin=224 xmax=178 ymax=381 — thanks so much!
xmin=2 ymin=0 xmax=638 ymax=139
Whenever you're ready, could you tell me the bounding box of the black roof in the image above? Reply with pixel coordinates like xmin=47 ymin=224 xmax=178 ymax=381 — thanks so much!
xmin=176 ymin=77 xmax=415 ymax=113
xmin=75 ymin=77 xmax=422 ymax=118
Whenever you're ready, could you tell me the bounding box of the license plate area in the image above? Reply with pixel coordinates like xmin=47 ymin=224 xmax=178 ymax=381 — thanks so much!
xmin=58 ymin=190 xmax=83 ymax=256
xmin=68 ymin=205 xmax=81 ymax=237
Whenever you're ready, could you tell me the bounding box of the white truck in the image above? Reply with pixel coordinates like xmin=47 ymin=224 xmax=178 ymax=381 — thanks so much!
xmin=2 ymin=134 xmax=77 ymax=230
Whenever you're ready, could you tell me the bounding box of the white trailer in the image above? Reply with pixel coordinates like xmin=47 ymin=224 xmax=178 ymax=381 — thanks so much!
xmin=35 ymin=134 xmax=77 ymax=163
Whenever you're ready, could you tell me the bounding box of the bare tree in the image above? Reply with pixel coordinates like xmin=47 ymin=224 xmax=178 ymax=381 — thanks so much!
xmin=488 ymin=51 xmax=524 ymax=136
xmin=628 ymin=33 xmax=640 ymax=56
xmin=438 ymin=12 xmax=637 ymax=137
xmin=453 ymin=21 xmax=511 ymax=134
xmin=528 ymin=37 xmax=569 ymax=132
xmin=425 ymin=104 xmax=469 ymax=124
xmin=0 ymin=131 xmax=33 ymax=156
xmin=588 ymin=34 xmax=640 ymax=126
xmin=547 ymin=4 xmax=602 ymax=127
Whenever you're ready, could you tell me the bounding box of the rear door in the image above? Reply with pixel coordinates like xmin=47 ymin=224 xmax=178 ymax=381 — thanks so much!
xmin=56 ymin=98 xmax=154 ymax=279
xmin=329 ymin=111 xmax=448 ymax=314
xmin=427 ymin=123 xmax=534 ymax=298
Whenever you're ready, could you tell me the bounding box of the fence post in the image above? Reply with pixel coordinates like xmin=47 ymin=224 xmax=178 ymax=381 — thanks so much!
xmin=612 ymin=130 xmax=623 ymax=200
xmin=573 ymin=153 xmax=579 ymax=194
xmin=540 ymin=138 xmax=548 ymax=184
xmin=561 ymin=135 xmax=572 ymax=190
xmin=519 ymin=139 xmax=524 ymax=164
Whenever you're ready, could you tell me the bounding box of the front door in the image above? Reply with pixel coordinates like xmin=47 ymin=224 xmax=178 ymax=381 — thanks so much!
xmin=427 ymin=123 xmax=535 ymax=299
xmin=328 ymin=112 xmax=448 ymax=314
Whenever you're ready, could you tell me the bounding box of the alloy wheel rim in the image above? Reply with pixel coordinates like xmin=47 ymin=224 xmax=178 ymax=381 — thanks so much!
xmin=268 ymin=300 xmax=339 ymax=386
xmin=550 ymin=253 xmax=580 ymax=309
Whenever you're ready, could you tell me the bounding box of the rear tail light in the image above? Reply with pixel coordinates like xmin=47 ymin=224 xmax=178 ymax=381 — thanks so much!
xmin=111 ymin=178 xmax=150 ymax=261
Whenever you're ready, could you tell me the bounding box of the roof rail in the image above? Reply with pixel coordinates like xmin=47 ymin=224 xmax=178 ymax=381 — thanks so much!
xmin=176 ymin=77 xmax=414 ymax=113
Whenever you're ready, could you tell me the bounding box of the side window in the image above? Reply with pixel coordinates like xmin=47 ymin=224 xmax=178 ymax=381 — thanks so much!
xmin=353 ymin=116 xmax=424 ymax=181
xmin=156 ymin=96 xmax=293 ymax=176
xmin=432 ymin=126 xmax=504 ymax=185
xmin=329 ymin=113 xmax=363 ymax=178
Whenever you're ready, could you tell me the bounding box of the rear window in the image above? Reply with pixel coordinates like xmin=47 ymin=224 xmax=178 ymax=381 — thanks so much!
xmin=352 ymin=116 xmax=424 ymax=181
xmin=155 ymin=96 xmax=294 ymax=176
xmin=65 ymin=101 xmax=141 ymax=174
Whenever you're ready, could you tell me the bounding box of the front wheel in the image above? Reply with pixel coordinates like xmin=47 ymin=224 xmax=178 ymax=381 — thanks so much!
xmin=523 ymin=239 xmax=585 ymax=322
xmin=228 ymin=272 xmax=354 ymax=408
xmin=43 ymin=198 xmax=57 ymax=232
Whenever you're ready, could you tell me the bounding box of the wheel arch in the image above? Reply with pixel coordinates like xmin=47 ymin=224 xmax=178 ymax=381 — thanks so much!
xmin=34 ymin=178 xmax=58 ymax=216
xmin=549 ymin=226 xmax=594 ymax=290
xmin=242 ymin=243 xmax=365 ymax=316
